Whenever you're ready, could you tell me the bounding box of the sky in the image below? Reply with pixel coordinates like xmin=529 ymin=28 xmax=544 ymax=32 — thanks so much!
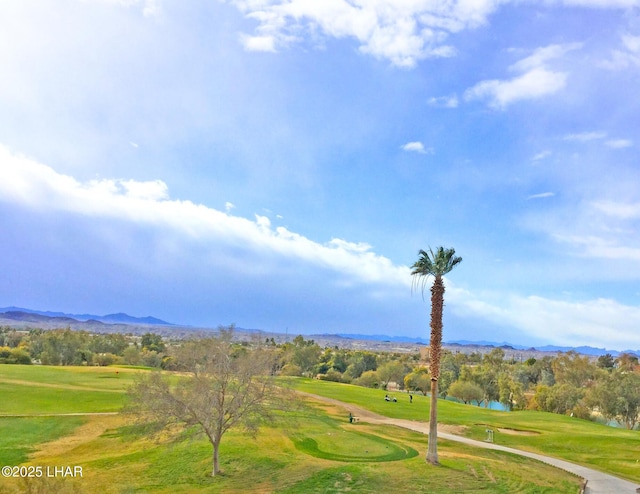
xmin=1 ymin=0 xmax=640 ymax=351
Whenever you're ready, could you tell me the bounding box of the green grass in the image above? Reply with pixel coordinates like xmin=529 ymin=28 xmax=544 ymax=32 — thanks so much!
xmin=290 ymin=377 xmax=640 ymax=483
xmin=0 ymin=364 xmax=144 ymax=414
xmin=6 ymin=402 xmax=577 ymax=494
xmin=0 ymin=365 xmax=602 ymax=493
xmin=0 ymin=364 xmax=140 ymax=391
xmin=0 ymin=416 xmax=85 ymax=465
xmin=288 ymin=412 xmax=418 ymax=462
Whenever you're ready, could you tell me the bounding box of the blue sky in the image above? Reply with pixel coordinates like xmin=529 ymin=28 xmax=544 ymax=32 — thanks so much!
xmin=1 ymin=0 xmax=639 ymax=350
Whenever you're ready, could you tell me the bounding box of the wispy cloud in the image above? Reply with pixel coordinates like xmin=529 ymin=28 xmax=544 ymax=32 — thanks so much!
xmin=527 ymin=192 xmax=555 ymax=200
xmin=532 ymin=150 xmax=552 ymax=161
xmin=561 ymin=132 xmax=631 ymax=148
xmin=452 ymin=287 xmax=640 ymax=349
xmin=465 ymin=69 xmax=567 ymax=109
xmin=592 ymin=200 xmax=640 ymax=219
xmin=563 ymin=131 xmax=607 ymax=141
xmin=427 ymin=95 xmax=459 ymax=108
xmin=540 ymin=198 xmax=640 ymax=262
xmin=600 ymin=33 xmax=640 ymax=70
xmin=464 ymin=43 xmax=579 ymax=108
xmin=605 ymin=138 xmax=633 ymax=149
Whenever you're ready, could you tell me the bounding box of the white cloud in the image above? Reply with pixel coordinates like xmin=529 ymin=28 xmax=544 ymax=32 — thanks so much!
xmin=0 ymin=144 xmax=409 ymax=287
xmin=605 ymin=139 xmax=633 ymax=149
xmin=527 ymin=192 xmax=555 ymax=200
xmin=401 ymin=141 xmax=431 ymax=154
xmin=464 ymin=43 xmax=579 ymax=108
xmin=465 ymin=68 xmax=567 ymax=109
xmin=120 ymin=179 xmax=168 ymax=200
xmin=622 ymin=34 xmax=640 ymax=53
xmin=240 ymin=34 xmax=277 ymax=52
xmin=225 ymin=202 xmax=236 ymax=213
xmin=561 ymin=133 xmax=631 ymax=148
xmin=509 ymin=43 xmax=581 ymax=73
xmin=452 ymin=287 xmax=640 ymax=349
xmin=563 ymin=131 xmax=607 ymax=141
xmin=226 ymin=0 xmax=506 ymax=67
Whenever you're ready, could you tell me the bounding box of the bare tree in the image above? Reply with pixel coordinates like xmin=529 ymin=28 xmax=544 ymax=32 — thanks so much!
xmin=125 ymin=327 xmax=295 ymax=477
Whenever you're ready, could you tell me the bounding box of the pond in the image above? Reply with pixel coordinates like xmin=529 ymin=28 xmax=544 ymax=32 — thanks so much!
xmin=445 ymin=396 xmax=510 ymax=411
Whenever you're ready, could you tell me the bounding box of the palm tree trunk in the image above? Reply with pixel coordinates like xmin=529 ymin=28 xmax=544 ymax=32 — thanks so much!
xmin=427 ymin=378 xmax=439 ymax=464
xmin=426 ymin=275 xmax=445 ymax=465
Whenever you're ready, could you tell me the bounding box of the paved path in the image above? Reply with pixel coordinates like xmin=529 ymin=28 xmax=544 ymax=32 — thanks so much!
xmin=301 ymin=392 xmax=639 ymax=494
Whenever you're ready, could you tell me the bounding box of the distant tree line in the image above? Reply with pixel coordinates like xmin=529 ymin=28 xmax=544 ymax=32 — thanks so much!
xmin=0 ymin=326 xmax=168 ymax=368
xmin=274 ymin=335 xmax=640 ymax=431
xmin=1 ymin=326 xmax=639 ymax=429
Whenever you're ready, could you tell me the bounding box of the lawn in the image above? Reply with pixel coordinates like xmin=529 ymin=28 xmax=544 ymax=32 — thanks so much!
xmin=0 ymin=365 xmax=600 ymax=492
xmin=0 ymin=365 xmax=152 ymax=415
xmin=0 ymin=416 xmax=85 ymax=465
xmin=290 ymin=377 xmax=640 ymax=483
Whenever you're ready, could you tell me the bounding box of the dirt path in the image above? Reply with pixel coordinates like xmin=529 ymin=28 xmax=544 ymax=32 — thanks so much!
xmin=29 ymin=414 xmax=124 ymax=460
xmin=300 ymin=392 xmax=640 ymax=494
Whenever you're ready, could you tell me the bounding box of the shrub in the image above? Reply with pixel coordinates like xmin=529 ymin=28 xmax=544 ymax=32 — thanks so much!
xmin=279 ymin=364 xmax=303 ymax=376
xmin=318 ymin=369 xmax=348 ymax=383
xmin=354 ymin=370 xmax=379 ymax=388
xmin=0 ymin=347 xmax=32 ymax=364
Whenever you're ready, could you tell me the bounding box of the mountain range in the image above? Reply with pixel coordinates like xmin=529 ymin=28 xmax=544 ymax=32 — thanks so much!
xmin=1 ymin=307 xmax=638 ymax=357
xmin=0 ymin=307 xmax=172 ymax=326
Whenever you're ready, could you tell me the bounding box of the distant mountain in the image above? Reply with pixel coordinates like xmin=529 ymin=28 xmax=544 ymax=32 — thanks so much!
xmin=0 ymin=307 xmax=173 ymax=326
xmin=0 ymin=311 xmax=80 ymax=325
xmin=334 ymin=333 xmax=639 ymax=357
xmin=98 ymin=312 xmax=171 ymax=325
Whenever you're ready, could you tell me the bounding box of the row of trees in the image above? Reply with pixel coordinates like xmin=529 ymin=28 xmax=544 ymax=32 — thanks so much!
xmin=0 ymin=327 xmax=167 ymax=367
xmin=3 ymin=324 xmax=639 ymax=433
xmin=279 ymin=335 xmax=640 ymax=430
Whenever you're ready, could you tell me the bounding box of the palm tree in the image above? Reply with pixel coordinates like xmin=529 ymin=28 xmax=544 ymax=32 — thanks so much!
xmin=411 ymin=247 xmax=462 ymax=465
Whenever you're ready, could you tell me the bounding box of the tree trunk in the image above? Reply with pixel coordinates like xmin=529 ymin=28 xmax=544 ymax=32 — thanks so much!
xmin=426 ymin=378 xmax=439 ymax=465
xmin=212 ymin=440 xmax=220 ymax=477
xmin=426 ymin=275 xmax=445 ymax=465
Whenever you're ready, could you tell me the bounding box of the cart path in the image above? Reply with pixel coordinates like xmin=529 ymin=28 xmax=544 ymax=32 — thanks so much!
xmin=300 ymin=392 xmax=640 ymax=494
